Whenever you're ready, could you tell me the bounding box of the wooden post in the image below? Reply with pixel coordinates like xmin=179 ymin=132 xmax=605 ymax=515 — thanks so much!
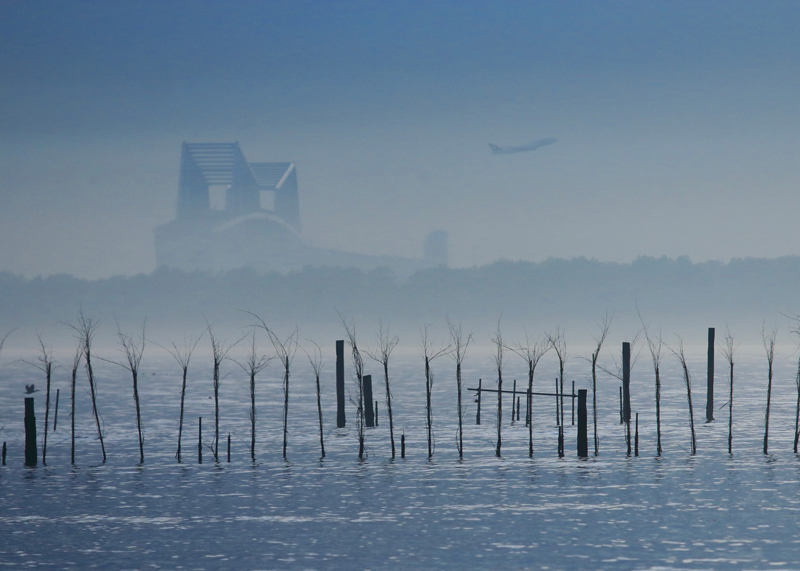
xmin=555 ymin=378 xmax=560 ymax=426
xmin=363 ymin=375 xmax=375 ymax=427
xmin=24 ymin=397 xmax=37 ymax=467
xmin=619 ymin=386 xmax=623 ymax=424
xmin=622 ymin=343 xmax=631 ymax=424
xmin=635 ymin=413 xmax=639 ymax=457
xmin=375 ymin=400 xmax=379 ymax=426
xmin=577 ymin=389 xmax=588 ymax=458
xmin=1 ymin=442 xmax=5 ymax=465
xmin=707 ymin=327 xmax=715 ymax=423
xmin=227 ymin=433 xmax=231 ymax=463
xmin=401 ymin=433 xmax=405 ymax=458
xmin=198 ymin=417 xmax=202 ymax=464
xmin=571 ymin=381 xmax=575 ymax=426
xmin=336 ymin=340 xmax=346 ymax=428
xmin=476 ymin=379 xmax=482 ymax=425
xmin=525 ymin=389 xmax=531 ymax=426
xmin=511 ymin=380 xmax=516 ymax=423
xmin=53 ymin=388 xmax=60 ymax=432
xmin=516 ymin=397 xmax=521 ymax=422
xmin=558 ymin=425 xmax=564 ymax=458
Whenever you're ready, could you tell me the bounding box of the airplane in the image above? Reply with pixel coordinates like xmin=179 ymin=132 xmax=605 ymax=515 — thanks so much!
xmin=489 ymin=137 xmax=557 ymax=155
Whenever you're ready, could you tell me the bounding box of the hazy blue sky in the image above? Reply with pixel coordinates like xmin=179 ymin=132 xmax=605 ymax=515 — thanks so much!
xmin=2 ymin=1 xmax=800 ymax=278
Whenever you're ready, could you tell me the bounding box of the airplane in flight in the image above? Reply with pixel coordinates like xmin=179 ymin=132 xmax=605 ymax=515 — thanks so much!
xmin=489 ymin=137 xmax=557 ymax=155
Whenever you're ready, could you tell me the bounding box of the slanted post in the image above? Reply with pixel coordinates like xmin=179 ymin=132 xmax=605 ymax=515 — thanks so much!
xmin=53 ymin=389 xmax=60 ymax=432
xmin=363 ymin=375 xmax=375 ymax=427
xmin=707 ymin=327 xmax=715 ymax=423
xmin=24 ymin=397 xmax=37 ymax=467
xmin=577 ymin=389 xmax=588 ymax=458
xmin=198 ymin=417 xmax=202 ymax=464
xmin=336 ymin=340 xmax=346 ymax=428
xmin=476 ymin=379 xmax=482 ymax=425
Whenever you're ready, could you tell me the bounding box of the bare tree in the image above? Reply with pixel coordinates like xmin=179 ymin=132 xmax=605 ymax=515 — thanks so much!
xmin=508 ymin=330 xmax=548 ymax=458
xmin=762 ymin=324 xmax=777 ymax=455
xmin=24 ymin=333 xmax=55 ymax=465
xmin=100 ymin=319 xmax=147 ymax=463
xmin=589 ymin=314 xmax=612 ymax=456
xmin=547 ymin=327 xmax=568 ymax=430
xmin=421 ymin=326 xmax=450 ymax=459
xmin=304 ymin=340 xmax=326 ymax=458
xmin=233 ymin=332 xmax=272 ymax=462
xmin=157 ymin=331 xmax=204 ymax=462
xmin=207 ymin=323 xmax=241 ymax=462
xmin=340 ymin=314 xmax=366 ymax=459
xmin=491 ymin=323 xmax=505 ymax=458
xmin=598 ymin=329 xmax=642 ymax=456
xmin=671 ymin=337 xmax=696 ymax=455
xmin=365 ymin=321 xmax=400 ymax=458
xmin=249 ymin=314 xmax=299 ymax=460
xmin=69 ymin=336 xmax=82 ymax=464
xmin=719 ymin=326 xmax=737 ymax=455
xmin=638 ymin=310 xmax=664 ymax=456
xmin=68 ymin=312 xmax=105 ymax=462
xmin=447 ymin=318 xmax=472 ymax=459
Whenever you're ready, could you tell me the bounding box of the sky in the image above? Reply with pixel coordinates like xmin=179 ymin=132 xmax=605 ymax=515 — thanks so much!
xmin=2 ymin=0 xmax=800 ymax=279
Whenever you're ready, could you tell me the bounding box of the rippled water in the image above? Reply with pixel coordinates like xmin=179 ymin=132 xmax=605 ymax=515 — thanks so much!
xmin=3 ymin=349 xmax=800 ymax=570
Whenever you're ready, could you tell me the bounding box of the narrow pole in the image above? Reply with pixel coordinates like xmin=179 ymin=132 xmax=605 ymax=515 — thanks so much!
xmin=511 ymin=380 xmax=517 ymax=423
xmin=53 ymin=389 xmax=60 ymax=432
xmin=571 ymin=380 xmax=575 ymax=426
xmin=401 ymin=433 xmax=405 ymax=458
xmin=635 ymin=413 xmax=639 ymax=457
xmin=227 ymin=433 xmax=231 ymax=463
xmin=198 ymin=417 xmax=202 ymax=464
xmin=336 ymin=340 xmax=346 ymax=428
xmin=619 ymin=386 xmax=623 ymax=424
xmin=555 ymin=378 xmax=560 ymax=426
xmin=623 ymin=342 xmax=632 ymax=456
xmin=577 ymin=389 xmax=588 ymax=458
xmin=24 ymin=397 xmax=37 ymax=467
xmin=525 ymin=388 xmax=531 ymax=427
xmin=1 ymin=442 xmax=5 ymax=465
xmin=375 ymin=400 xmax=379 ymax=426
xmin=476 ymin=379 xmax=482 ymax=425
xmin=363 ymin=375 xmax=375 ymax=427
xmin=706 ymin=327 xmax=715 ymax=423
xmin=516 ymin=397 xmax=521 ymax=422
xmin=558 ymin=425 xmax=564 ymax=458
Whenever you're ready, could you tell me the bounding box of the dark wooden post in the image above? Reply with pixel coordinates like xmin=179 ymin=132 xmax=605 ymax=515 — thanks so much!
xmin=336 ymin=340 xmax=346 ymax=428
xmin=516 ymin=397 xmax=520 ymax=422
xmin=571 ymin=381 xmax=575 ymax=426
xmin=619 ymin=386 xmax=623 ymax=424
xmin=401 ymin=433 xmax=405 ymax=458
xmin=555 ymin=378 xmax=560 ymax=426
xmin=707 ymin=327 xmax=715 ymax=423
xmin=525 ymin=389 xmax=531 ymax=426
xmin=635 ymin=413 xmax=639 ymax=456
xmin=53 ymin=389 xmax=60 ymax=432
xmin=577 ymin=389 xmax=588 ymax=458
xmin=1 ymin=442 xmax=5 ymax=465
xmin=227 ymin=433 xmax=231 ymax=463
xmin=198 ymin=417 xmax=202 ymax=464
xmin=476 ymin=379 xmax=482 ymax=425
xmin=363 ymin=375 xmax=375 ymax=427
xmin=24 ymin=397 xmax=37 ymax=467
xmin=511 ymin=380 xmax=516 ymax=423
xmin=623 ymin=342 xmax=632 ymax=456
xmin=558 ymin=425 xmax=564 ymax=458
xmin=374 ymin=400 xmax=378 ymax=426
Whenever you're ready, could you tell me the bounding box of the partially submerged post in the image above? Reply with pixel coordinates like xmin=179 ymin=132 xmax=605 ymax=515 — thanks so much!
xmin=577 ymin=389 xmax=588 ymax=458
xmin=476 ymin=379 xmax=482 ymax=425
xmin=2 ymin=442 xmax=5 ymax=465
xmin=363 ymin=375 xmax=375 ymax=427
xmin=336 ymin=340 xmax=346 ymax=428
xmin=622 ymin=342 xmax=632 ymax=455
xmin=401 ymin=433 xmax=405 ymax=458
xmin=53 ymin=389 xmax=59 ymax=432
xmin=571 ymin=380 xmax=575 ymax=426
xmin=24 ymin=397 xmax=37 ymax=467
xmin=706 ymin=327 xmax=715 ymax=423
xmin=198 ymin=417 xmax=202 ymax=464
xmin=635 ymin=413 xmax=639 ymax=456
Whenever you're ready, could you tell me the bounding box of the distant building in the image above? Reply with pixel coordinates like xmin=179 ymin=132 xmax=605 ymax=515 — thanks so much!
xmin=155 ymin=142 xmax=446 ymax=277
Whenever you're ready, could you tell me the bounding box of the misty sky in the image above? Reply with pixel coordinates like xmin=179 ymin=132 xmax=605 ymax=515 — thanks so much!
xmin=2 ymin=1 xmax=800 ymax=279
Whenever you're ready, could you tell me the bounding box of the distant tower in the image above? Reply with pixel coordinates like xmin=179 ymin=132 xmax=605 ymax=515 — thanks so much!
xmin=423 ymin=231 xmax=448 ymax=267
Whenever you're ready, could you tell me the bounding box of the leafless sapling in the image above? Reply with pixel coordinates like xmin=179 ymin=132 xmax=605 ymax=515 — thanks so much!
xmin=305 ymin=340 xmax=326 ymax=458
xmin=447 ymin=318 xmax=472 ymax=459
xmin=158 ymin=331 xmax=203 ymax=462
xmin=366 ymin=321 xmax=400 ymax=458
xmin=508 ymin=330 xmax=549 ymax=458
xmin=340 ymin=315 xmax=367 ymax=458
xmin=638 ymin=311 xmax=664 ymax=456
xmin=589 ymin=314 xmax=612 ymax=456
xmin=207 ymin=324 xmax=241 ymax=462
xmin=421 ymin=326 xmax=450 ymax=459
xmin=69 ymin=336 xmax=82 ymax=464
xmin=101 ymin=319 xmax=147 ymax=463
xmin=599 ymin=329 xmax=642 ymax=456
xmin=762 ymin=324 xmax=777 ymax=455
xmin=491 ymin=324 xmax=506 ymax=458
xmin=671 ymin=338 xmax=696 ymax=455
xmin=547 ymin=327 xmax=568 ymax=433
xmin=719 ymin=326 xmax=736 ymax=455
xmin=233 ymin=332 xmax=272 ymax=462
xmin=24 ymin=334 xmax=54 ymax=465
xmin=69 ymin=312 xmax=105 ymax=462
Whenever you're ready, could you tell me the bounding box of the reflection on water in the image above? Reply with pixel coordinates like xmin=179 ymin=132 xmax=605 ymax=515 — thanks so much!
xmin=2 ymin=353 xmax=800 ymax=569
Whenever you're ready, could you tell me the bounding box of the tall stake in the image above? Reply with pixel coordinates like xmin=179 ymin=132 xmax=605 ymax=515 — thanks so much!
xmin=706 ymin=327 xmax=715 ymax=422
xmin=366 ymin=322 xmax=399 ymax=458
xmin=447 ymin=320 xmax=472 ymax=459
xmin=720 ymin=327 xmax=736 ymax=455
xmin=762 ymin=325 xmax=777 ymax=455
